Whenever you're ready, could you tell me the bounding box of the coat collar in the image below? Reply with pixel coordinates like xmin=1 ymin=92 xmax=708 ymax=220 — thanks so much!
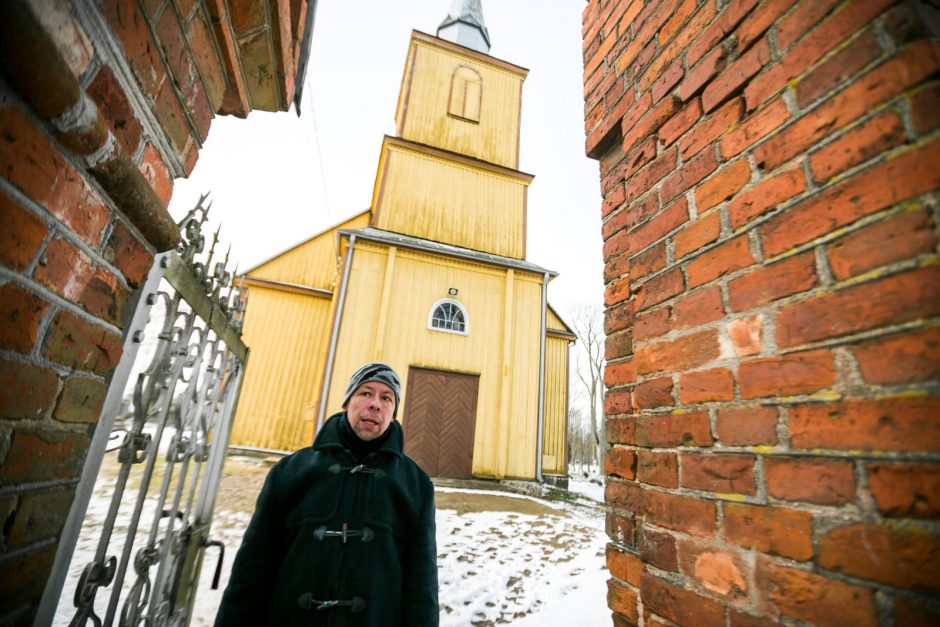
xmin=314 ymin=412 xmax=404 ymax=459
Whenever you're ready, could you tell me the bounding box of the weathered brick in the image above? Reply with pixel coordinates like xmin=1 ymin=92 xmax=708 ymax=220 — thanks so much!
xmin=0 ymin=358 xmax=60 ymax=421
xmin=661 ymin=150 xmax=718 ymax=204
xmin=679 ymin=541 xmax=749 ymax=598
xmin=641 ymin=572 xmax=725 ymax=627
xmin=853 ymin=326 xmax=940 ymax=385
xmin=809 ymin=109 xmax=906 ymax=183
xmin=605 ymin=300 xmax=634 ymax=335
xmin=606 ymin=276 xmax=632 ymax=307
xmin=137 ymin=143 xmax=173 ymax=209
xmin=54 ymin=375 xmax=107 ymax=424
xmin=608 ymin=416 xmax=637 ymax=446
xmin=894 ymin=596 xmax=940 ymax=627
xmin=630 ymin=197 xmax=689 ymax=253
xmin=6 ymin=486 xmax=74 ymax=546
xmin=738 ymin=350 xmax=836 ymax=399
xmin=686 ymin=0 xmax=758 ymax=66
xmin=825 ymin=208 xmax=935 ymax=280
xmin=103 ymin=1 xmax=166 ymax=97
xmin=703 ymin=38 xmax=771 ymax=113
xmin=0 ymin=187 xmax=47 ymax=271
xmin=716 ymin=405 xmax=778 ymax=446
xmin=635 ymin=267 xmax=684 ymax=311
xmin=679 ymin=368 xmax=734 ymax=404
xmin=607 ymin=509 xmax=636 ymax=548
xmin=789 ymin=397 xmax=940 ymax=452
xmin=682 ymin=97 xmax=744 ymax=160
xmin=910 ymin=82 xmax=940 ymax=136
xmin=681 ymin=452 xmax=756 ymax=494
xmin=646 ymin=490 xmax=718 ymax=537
xmin=776 ymin=265 xmax=940 ymax=347
xmin=605 ymin=359 xmax=637 ymax=389
xmin=0 ymin=427 xmax=88 ymax=483
xmin=636 ymin=329 xmax=720 ymax=375
xmin=754 ymin=40 xmax=940 ymax=171
xmin=636 ymin=411 xmax=713 ymax=448
xmin=637 ymin=450 xmax=678 ymax=489
xmin=606 ymin=446 xmax=638 ymax=480
xmin=639 ymin=526 xmax=678 ymax=571
xmin=734 ymin=0 xmax=793 ymax=52
xmin=795 ymin=28 xmax=883 ymax=107
xmin=635 ymin=376 xmax=674 ymax=410
xmin=720 ymin=97 xmax=790 ymax=159
xmin=622 ymin=94 xmax=681 ymax=154
xmin=33 ymin=238 xmax=93 ymax=306
xmin=607 ymin=479 xmax=644 ymax=512
xmin=765 ymin=457 xmax=856 ymax=505
xmin=87 ymin=64 xmax=143 ymax=155
xmin=625 ymin=147 xmax=676 ymax=203
xmin=672 ymin=286 xmax=724 ymax=329
xmin=728 ymin=315 xmax=763 ymax=357
xmin=757 ymin=559 xmax=877 ymax=627
xmin=629 ymin=242 xmax=667 ymax=280
xmin=744 ymin=0 xmax=896 ymax=110
xmin=633 ymin=306 xmax=671 ymax=342
xmin=728 ymin=251 xmax=817 ymax=312
xmin=0 ymin=544 xmax=56 ymax=613
xmin=867 ymin=463 xmax=940 ymax=518
xmin=686 ymin=234 xmax=755 ymax=288
xmin=659 ymin=99 xmax=703 ymax=148
xmin=728 ymin=166 xmax=805 ymax=230
xmin=43 ymin=309 xmax=123 ymax=376
xmin=607 ymin=543 xmax=643 ymax=588
xmin=606 ymin=387 xmax=634 ymax=416
xmin=679 ymin=45 xmax=728 ymax=101
xmin=0 ymin=283 xmax=49 ymax=354
xmin=696 ymin=159 xmax=751 ymax=213
xmin=649 ymin=60 xmax=684 ymax=104
xmin=0 ymin=105 xmax=110 ymax=247
xmin=819 ymin=524 xmax=940 ymax=593
xmin=608 ymin=579 xmax=640 ymax=623
xmin=724 ymin=503 xmax=813 ymax=560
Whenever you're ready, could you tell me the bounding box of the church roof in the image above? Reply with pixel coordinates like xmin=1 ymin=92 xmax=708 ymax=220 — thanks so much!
xmin=339 ymin=227 xmax=557 ymax=277
xmin=437 ymin=0 xmax=491 ymax=54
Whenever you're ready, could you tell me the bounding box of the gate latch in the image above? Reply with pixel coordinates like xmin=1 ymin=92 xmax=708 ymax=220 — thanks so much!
xmin=202 ymin=538 xmax=225 ymax=589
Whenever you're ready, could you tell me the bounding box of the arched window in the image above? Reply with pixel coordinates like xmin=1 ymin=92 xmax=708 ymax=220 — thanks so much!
xmin=448 ymin=66 xmax=482 ymax=123
xmin=428 ymin=299 xmax=469 ymax=335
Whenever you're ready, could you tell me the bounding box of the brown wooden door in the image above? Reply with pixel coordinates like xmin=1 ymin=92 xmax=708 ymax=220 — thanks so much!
xmin=402 ymin=367 xmax=479 ymax=478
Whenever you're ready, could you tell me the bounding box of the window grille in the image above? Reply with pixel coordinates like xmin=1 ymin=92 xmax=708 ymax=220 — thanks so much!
xmin=429 ymin=299 xmax=469 ymax=334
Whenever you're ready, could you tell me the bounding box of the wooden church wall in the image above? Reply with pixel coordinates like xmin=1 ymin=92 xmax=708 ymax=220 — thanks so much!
xmin=322 ymin=241 xmax=551 ymax=480
xmin=372 ymin=141 xmax=529 ymax=259
xmin=542 ymin=334 xmax=571 ymax=475
xmin=230 ymin=286 xmax=332 ymax=451
xmin=395 ymin=34 xmax=525 ymax=169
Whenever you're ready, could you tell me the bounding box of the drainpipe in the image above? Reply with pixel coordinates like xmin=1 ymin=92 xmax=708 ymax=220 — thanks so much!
xmin=535 ymin=271 xmax=549 ymax=484
xmin=316 ymin=234 xmax=356 ymax=433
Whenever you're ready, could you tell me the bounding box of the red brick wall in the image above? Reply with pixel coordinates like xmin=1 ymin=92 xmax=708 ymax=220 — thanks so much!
xmin=0 ymin=1 xmax=308 ymax=624
xmin=584 ymin=0 xmax=940 ymax=625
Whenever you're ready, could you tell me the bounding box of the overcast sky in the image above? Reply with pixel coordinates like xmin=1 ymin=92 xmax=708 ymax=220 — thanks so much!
xmin=167 ymin=0 xmax=603 ymax=312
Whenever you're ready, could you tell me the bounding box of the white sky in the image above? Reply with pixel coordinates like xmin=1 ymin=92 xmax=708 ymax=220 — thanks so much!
xmin=167 ymin=0 xmax=604 ymax=312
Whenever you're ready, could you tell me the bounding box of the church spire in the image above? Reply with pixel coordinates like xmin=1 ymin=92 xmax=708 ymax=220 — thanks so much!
xmin=436 ymin=0 xmax=491 ymax=54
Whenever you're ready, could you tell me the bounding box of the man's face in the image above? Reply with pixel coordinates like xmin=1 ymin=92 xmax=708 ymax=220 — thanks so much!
xmin=345 ymin=381 xmax=396 ymax=441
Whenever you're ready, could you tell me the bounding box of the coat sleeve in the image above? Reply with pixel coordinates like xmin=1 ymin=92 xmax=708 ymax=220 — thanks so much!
xmin=214 ymin=463 xmax=284 ymax=626
xmin=400 ymin=477 xmax=439 ymax=626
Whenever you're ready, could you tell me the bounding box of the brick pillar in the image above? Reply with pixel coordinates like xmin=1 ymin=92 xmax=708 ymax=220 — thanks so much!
xmin=584 ymin=1 xmax=940 ymax=625
xmin=0 ymin=1 xmax=310 ymax=624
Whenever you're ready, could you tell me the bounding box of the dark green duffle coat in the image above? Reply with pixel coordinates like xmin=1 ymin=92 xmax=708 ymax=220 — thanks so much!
xmin=214 ymin=413 xmax=438 ymax=626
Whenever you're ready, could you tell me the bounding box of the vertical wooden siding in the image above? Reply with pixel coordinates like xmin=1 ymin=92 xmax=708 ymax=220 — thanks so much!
xmin=250 ymin=211 xmax=370 ymax=288
xmin=323 ymin=242 xmax=551 ymax=479
xmin=372 ymin=143 xmax=528 ymax=258
xmin=230 ymin=286 xmax=333 ymax=451
xmin=395 ymin=36 xmax=525 ymax=168
xmin=542 ymin=335 xmax=570 ymax=475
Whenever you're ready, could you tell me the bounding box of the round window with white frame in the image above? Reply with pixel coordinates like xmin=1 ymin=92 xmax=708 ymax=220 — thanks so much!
xmin=428 ymin=299 xmax=469 ymax=335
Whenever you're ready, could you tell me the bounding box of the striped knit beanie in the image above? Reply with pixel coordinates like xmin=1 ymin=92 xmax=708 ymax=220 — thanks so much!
xmin=342 ymin=362 xmax=402 ymax=418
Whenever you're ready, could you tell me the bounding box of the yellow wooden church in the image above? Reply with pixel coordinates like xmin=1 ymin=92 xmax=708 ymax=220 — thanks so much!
xmin=230 ymin=1 xmax=574 ymax=481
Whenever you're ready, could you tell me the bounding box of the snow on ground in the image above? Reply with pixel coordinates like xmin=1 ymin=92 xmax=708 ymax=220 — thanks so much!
xmin=55 ymin=457 xmax=610 ymax=626
xmin=566 ymin=476 xmax=605 ymax=504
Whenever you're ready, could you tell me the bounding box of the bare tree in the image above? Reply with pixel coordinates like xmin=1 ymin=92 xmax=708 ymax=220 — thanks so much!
xmin=569 ymin=305 xmax=605 ymax=474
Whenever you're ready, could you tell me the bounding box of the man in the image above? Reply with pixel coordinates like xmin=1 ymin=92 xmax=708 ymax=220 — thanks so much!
xmin=215 ymin=362 xmax=439 ymax=626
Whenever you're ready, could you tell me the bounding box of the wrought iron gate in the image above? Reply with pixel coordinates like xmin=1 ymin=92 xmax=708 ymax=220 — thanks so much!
xmin=39 ymin=199 xmax=249 ymax=626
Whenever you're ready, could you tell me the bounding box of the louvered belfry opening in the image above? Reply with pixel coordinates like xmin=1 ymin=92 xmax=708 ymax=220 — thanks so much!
xmin=402 ymin=367 xmax=479 ymax=479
